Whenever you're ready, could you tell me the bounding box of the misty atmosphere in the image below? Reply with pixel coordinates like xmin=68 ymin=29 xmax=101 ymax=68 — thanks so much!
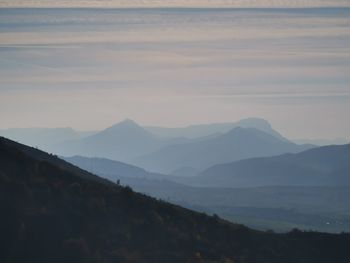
xmin=1 ymin=1 xmax=350 ymax=263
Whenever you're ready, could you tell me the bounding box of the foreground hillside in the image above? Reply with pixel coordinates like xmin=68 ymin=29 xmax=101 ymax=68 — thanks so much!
xmin=1 ymin=137 xmax=350 ymax=263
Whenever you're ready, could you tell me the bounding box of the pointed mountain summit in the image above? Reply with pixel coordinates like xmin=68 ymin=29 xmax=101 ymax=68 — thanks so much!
xmin=52 ymin=119 xmax=163 ymax=162
xmin=90 ymin=119 xmax=156 ymax=141
xmin=103 ymin=119 xmax=144 ymax=132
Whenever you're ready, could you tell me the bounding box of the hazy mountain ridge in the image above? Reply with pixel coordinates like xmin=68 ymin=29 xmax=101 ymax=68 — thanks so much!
xmin=50 ymin=119 xmax=166 ymax=162
xmin=133 ymin=126 xmax=313 ymax=174
xmin=145 ymin=118 xmax=288 ymax=141
xmin=194 ymin=143 xmax=350 ymax=187
xmin=3 ymin=118 xmax=306 ymax=173
xmin=293 ymin=137 xmax=350 ymax=146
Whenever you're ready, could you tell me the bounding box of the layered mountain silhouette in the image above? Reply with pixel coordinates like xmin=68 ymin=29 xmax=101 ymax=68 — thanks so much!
xmin=145 ymin=117 xmax=288 ymax=141
xmin=3 ymin=118 xmax=292 ymax=164
xmin=193 ymin=143 xmax=350 ymax=188
xmin=133 ymin=127 xmax=313 ymax=174
xmin=1 ymin=136 xmax=350 ymax=263
xmin=51 ymin=119 xmax=170 ymax=162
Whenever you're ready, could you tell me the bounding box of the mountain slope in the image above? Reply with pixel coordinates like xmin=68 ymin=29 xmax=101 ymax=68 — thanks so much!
xmin=194 ymin=144 xmax=350 ymax=187
xmin=133 ymin=127 xmax=312 ymax=174
xmin=63 ymin=155 xmax=165 ymax=181
xmin=1 ymin=136 xmax=350 ymax=263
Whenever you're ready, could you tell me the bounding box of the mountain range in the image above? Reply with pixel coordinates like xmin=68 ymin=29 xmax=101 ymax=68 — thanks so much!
xmin=50 ymin=119 xmax=174 ymax=162
xmin=133 ymin=127 xmax=313 ymax=174
xmin=1 ymin=136 xmax=350 ymax=263
xmin=0 ymin=118 xmax=302 ymax=161
xmin=1 ymin=118 xmax=317 ymax=176
xmin=145 ymin=117 xmax=288 ymax=140
xmin=3 ymin=118 xmax=349 ymax=233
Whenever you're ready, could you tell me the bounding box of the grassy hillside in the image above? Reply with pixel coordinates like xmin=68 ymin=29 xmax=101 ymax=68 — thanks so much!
xmin=1 ymin=137 xmax=350 ymax=263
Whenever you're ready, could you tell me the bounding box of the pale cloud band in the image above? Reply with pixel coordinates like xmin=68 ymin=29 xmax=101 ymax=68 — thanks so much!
xmin=0 ymin=7 xmax=349 ymax=139
xmin=1 ymin=0 xmax=350 ymax=8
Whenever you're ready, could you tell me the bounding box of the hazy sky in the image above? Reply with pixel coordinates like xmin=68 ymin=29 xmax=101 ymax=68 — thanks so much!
xmin=1 ymin=0 xmax=350 ymax=8
xmin=0 ymin=6 xmax=350 ymax=139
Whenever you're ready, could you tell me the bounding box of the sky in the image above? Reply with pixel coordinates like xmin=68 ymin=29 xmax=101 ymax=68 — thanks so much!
xmin=0 ymin=5 xmax=350 ymax=139
xmin=1 ymin=0 xmax=350 ymax=8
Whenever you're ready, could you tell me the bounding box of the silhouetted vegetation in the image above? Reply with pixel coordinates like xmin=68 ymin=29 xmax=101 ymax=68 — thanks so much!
xmin=1 ymin=137 xmax=350 ymax=263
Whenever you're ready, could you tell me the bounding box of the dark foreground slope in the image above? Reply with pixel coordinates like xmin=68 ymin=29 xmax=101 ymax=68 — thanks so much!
xmin=0 ymin=137 xmax=349 ymax=263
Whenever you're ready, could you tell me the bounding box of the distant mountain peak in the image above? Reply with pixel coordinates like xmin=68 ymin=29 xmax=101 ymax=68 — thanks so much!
xmin=118 ymin=118 xmax=139 ymax=126
xmin=122 ymin=118 xmax=137 ymax=124
xmin=105 ymin=119 xmax=142 ymax=131
xmin=237 ymin=117 xmax=272 ymax=128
